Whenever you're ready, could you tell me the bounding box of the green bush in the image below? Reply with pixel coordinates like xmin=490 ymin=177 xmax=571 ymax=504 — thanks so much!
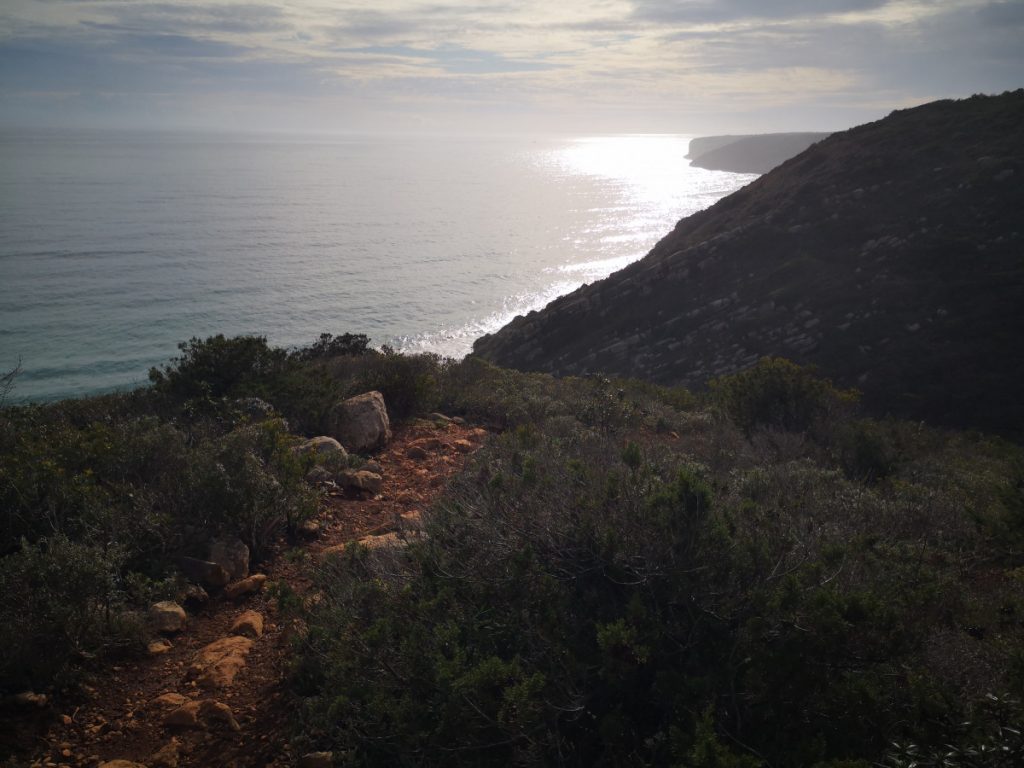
xmin=149 ymin=334 xmax=290 ymax=401
xmin=710 ymin=357 xmax=859 ymax=435
xmin=0 ymin=535 xmax=139 ymax=690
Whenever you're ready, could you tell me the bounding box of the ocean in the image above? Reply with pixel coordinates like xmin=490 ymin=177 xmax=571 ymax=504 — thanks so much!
xmin=0 ymin=129 xmax=756 ymax=402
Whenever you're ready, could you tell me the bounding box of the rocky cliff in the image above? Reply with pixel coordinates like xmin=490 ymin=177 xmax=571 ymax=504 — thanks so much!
xmin=474 ymin=91 xmax=1024 ymax=435
xmin=687 ymin=132 xmax=831 ymax=173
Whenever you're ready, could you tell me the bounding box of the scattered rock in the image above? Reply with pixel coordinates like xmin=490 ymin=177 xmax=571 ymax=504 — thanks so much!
xmin=230 ymin=610 xmax=264 ymax=638
xmin=337 ymin=470 xmax=383 ymax=495
xmin=11 ymin=691 xmax=47 ymax=708
xmin=452 ymin=439 xmax=474 ymax=454
xmin=208 ymin=537 xmax=250 ymax=582
xmin=179 ymin=557 xmax=231 ymax=590
xmin=148 ymin=638 xmax=173 ymax=656
xmin=299 ymin=752 xmax=334 ymax=768
xmin=148 ymin=601 xmax=187 ymax=634
xmin=429 ymin=412 xmax=453 ymax=422
xmin=151 ymin=693 xmax=191 ymax=712
xmin=150 ymin=738 xmax=181 ymax=768
xmin=293 ymin=436 xmax=347 ymax=458
xmin=163 ymin=699 xmax=240 ymax=732
xmin=357 ymin=531 xmax=426 ymax=550
xmin=360 ymin=460 xmax=384 ymax=474
xmin=406 ymin=445 xmax=428 ymax=460
xmin=305 ymin=466 xmax=334 ymax=485
xmin=297 ymin=519 xmax=321 ymax=538
xmin=328 ymin=391 xmax=391 ymax=453
xmin=223 ymin=573 xmax=267 ymax=601
xmin=467 ymin=428 xmax=488 ymax=442
xmin=188 ymin=636 xmax=253 ymax=688
xmin=98 ymin=761 xmax=147 ymax=768
xmin=179 ymin=583 xmax=209 ymax=609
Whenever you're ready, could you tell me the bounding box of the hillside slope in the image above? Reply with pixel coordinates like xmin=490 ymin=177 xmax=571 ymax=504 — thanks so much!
xmin=474 ymin=91 xmax=1024 ymax=435
xmin=687 ymin=132 xmax=831 ymax=173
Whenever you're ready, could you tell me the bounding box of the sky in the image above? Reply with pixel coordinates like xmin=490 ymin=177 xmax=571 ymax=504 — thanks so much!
xmin=1 ymin=0 xmax=1021 ymax=135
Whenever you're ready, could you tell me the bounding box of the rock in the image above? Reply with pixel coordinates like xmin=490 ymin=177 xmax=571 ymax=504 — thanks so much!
xmin=148 ymin=638 xmax=173 ymax=656
xmin=208 ymin=537 xmax=250 ymax=582
xmin=406 ymin=445 xmax=428 ymax=460
xmin=429 ymin=412 xmax=453 ymax=422
xmin=179 ymin=557 xmax=230 ymax=589
xmin=328 ymin=391 xmax=391 ymax=453
xmin=98 ymin=761 xmax=147 ymax=768
xmin=180 ymin=583 xmax=209 ymax=609
xmin=230 ymin=610 xmax=264 ymax=638
xmin=467 ymin=428 xmax=489 ymax=442
xmin=305 ymin=466 xmax=334 ymax=485
xmin=151 ymin=693 xmax=190 ymax=711
xmin=299 ymin=752 xmax=334 ymax=768
xmin=163 ymin=699 xmax=240 ymax=731
xmin=163 ymin=701 xmax=201 ymax=729
xmin=293 ymin=436 xmax=347 ymax=458
xmin=360 ymin=460 xmax=384 ymax=474
xmin=187 ymin=636 xmax=253 ymax=688
xmin=357 ymin=531 xmax=425 ymax=550
xmin=297 ymin=519 xmax=321 ymax=538
xmin=337 ymin=470 xmax=383 ymax=495
xmin=234 ymin=397 xmax=276 ymax=421
xmin=151 ymin=738 xmax=180 ymax=768
xmin=148 ymin=601 xmax=187 ymax=634
xmin=223 ymin=573 xmax=267 ymax=601
xmin=11 ymin=691 xmax=47 ymax=708
xmin=452 ymin=439 xmax=474 ymax=454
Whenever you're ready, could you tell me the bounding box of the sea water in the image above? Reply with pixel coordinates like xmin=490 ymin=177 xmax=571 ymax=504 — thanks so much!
xmin=0 ymin=129 xmax=756 ymax=401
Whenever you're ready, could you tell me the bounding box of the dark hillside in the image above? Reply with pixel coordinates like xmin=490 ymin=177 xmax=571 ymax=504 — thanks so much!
xmin=474 ymin=91 xmax=1024 ymax=436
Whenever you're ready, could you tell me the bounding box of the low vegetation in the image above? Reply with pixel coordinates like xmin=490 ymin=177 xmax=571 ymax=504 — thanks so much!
xmin=2 ymin=339 xmax=1023 ymax=766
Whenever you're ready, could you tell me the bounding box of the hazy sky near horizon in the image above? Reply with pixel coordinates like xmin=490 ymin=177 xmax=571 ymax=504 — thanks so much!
xmin=1 ymin=0 xmax=1021 ymax=135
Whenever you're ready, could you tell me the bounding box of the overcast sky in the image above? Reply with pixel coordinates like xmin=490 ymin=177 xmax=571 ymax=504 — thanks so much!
xmin=1 ymin=0 xmax=1021 ymax=135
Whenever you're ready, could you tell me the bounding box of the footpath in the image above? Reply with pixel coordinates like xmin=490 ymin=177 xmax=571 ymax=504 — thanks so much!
xmin=25 ymin=418 xmax=486 ymax=768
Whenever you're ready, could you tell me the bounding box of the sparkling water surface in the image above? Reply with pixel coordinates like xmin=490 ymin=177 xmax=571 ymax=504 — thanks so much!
xmin=0 ymin=130 xmax=755 ymax=401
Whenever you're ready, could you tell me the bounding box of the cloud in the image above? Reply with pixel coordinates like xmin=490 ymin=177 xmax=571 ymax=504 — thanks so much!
xmin=0 ymin=0 xmax=1020 ymax=133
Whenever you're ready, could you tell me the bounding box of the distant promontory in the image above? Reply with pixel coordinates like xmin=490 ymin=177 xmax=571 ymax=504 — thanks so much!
xmin=687 ymin=132 xmax=831 ymax=174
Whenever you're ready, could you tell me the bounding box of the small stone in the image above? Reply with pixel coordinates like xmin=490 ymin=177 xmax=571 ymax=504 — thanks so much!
xmin=360 ymin=460 xmax=383 ymax=474
xmin=151 ymin=738 xmax=180 ymax=768
xmin=406 ymin=445 xmax=428 ymax=460
xmin=452 ymin=439 xmax=474 ymax=454
xmin=180 ymin=584 xmax=209 ymax=609
xmin=293 ymin=436 xmax=347 ymax=458
xmin=298 ymin=752 xmax=334 ymax=768
xmin=229 ymin=610 xmax=264 ymax=638
xmin=297 ymin=519 xmax=320 ymax=538
xmin=148 ymin=638 xmax=173 ymax=656
xmin=60 ymin=714 xmax=72 ymax=725
xmin=223 ymin=573 xmax=267 ymax=601
xmin=12 ymin=691 xmax=47 ymax=707
xmin=179 ymin=557 xmax=231 ymax=589
xmin=148 ymin=601 xmax=187 ymax=634
xmin=336 ymin=470 xmax=383 ymax=495
xmin=151 ymin=693 xmax=190 ymax=711
xmin=98 ymin=761 xmax=147 ymax=768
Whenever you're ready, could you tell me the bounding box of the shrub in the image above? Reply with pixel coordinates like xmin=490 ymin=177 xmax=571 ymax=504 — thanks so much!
xmin=149 ymin=334 xmax=290 ymax=401
xmin=710 ymin=357 xmax=859 ymax=435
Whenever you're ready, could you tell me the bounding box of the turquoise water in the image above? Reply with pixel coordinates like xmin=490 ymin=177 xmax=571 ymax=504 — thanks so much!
xmin=0 ymin=130 xmax=755 ymax=401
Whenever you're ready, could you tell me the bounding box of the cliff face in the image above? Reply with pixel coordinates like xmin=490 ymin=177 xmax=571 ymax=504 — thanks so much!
xmin=473 ymin=91 xmax=1024 ymax=435
xmin=687 ymin=132 xmax=831 ymax=174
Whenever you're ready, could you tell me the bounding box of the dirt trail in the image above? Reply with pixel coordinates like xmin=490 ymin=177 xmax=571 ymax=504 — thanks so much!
xmin=23 ymin=419 xmax=486 ymax=768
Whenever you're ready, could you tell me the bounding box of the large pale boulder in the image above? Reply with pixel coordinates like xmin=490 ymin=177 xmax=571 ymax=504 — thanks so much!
xmin=208 ymin=537 xmax=249 ymax=582
xmin=328 ymin=391 xmax=391 ymax=453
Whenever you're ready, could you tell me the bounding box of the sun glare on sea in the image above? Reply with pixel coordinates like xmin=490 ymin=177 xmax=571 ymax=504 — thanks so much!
xmin=551 ymin=134 xmax=695 ymax=205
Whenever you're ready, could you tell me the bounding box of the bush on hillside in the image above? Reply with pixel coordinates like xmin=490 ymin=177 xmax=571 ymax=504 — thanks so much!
xmin=710 ymin=357 xmax=859 ymax=435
